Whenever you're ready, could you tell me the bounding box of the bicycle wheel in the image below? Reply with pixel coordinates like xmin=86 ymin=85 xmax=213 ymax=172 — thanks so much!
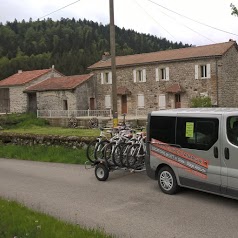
xmin=112 ymin=142 xmax=126 ymax=167
xmin=126 ymin=144 xmax=140 ymax=169
xmin=104 ymin=142 xmax=116 ymax=166
xmin=117 ymin=142 xmax=132 ymax=167
xmin=86 ymin=139 xmax=98 ymax=163
xmin=94 ymin=140 xmax=109 ymax=160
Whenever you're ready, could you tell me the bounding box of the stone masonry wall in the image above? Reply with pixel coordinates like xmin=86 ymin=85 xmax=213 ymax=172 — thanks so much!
xmin=219 ymin=45 xmax=238 ymax=107
xmin=93 ymin=57 xmax=222 ymax=113
xmin=37 ymin=90 xmax=77 ymax=111
xmin=9 ymin=70 xmax=62 ymax=113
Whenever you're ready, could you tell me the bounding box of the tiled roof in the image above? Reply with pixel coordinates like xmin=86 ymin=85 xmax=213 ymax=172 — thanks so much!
xmin=166 ymin=83 xmax=185 ymax=93
xmin=117 ymin=86 xmax=131 ymax=95
xmin=25 ymin=74 xmax=94 ymax=92
xmin=88 ymin=41 xmax=236 ymax=69
xmin=0 ymin=69 xmax=53 ymax=87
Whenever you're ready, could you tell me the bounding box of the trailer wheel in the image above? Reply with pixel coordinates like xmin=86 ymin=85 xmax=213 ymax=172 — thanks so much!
xmin=158 ymin=166 xmax=179 ymax=195
xmin=95 ymin=163 xmax=109 ymax=181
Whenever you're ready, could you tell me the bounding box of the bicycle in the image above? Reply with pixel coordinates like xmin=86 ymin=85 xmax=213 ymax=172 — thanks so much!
xmin=126 ymin=132 xmax=147 ymax=169
xmin=86 ymin=127 xmax=112 ymax=163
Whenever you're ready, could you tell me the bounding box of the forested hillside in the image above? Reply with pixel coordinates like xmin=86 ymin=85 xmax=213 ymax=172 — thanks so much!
xmin=0 ymin=18 xmax=191 ymax=80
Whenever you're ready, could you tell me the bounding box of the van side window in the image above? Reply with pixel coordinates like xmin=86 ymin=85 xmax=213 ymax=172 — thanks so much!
xmin=149 ymin=116 xmax=176 ymax=144
xmin=227 ymin=116 xmax=238 ymax=146
xmin=176 ymin=117 xmax=219 ymax=150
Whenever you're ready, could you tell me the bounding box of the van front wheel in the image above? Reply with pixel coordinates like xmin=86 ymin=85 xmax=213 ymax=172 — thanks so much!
xmin=158 ymin=166 xmax=179 ymax=195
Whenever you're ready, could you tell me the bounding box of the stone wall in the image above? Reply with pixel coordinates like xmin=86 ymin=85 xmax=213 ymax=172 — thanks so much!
xmin=9 ymin=70 xmax=62 ymax=113
xmin=37 ymin=90 xmax=77 ymax=111
xmin=219 ymin=45 xmax=238 ymax=107
xmin=0 ymin=132 xmax=94 ymax=148
xmin=93 ymin=56 xmax=222 ymax=112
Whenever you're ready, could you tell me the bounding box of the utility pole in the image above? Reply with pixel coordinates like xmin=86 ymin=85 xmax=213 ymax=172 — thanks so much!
xmin=109 ymin=0 xmax=118 ymax=127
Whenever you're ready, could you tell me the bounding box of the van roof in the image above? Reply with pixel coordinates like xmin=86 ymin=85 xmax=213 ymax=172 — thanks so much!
xmin=150 ymin=108 xmax=238 ymax=116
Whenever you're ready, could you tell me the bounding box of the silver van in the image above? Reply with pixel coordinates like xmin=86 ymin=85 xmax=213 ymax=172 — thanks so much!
xmin=146 ymin=108 xmax=238 ymax=199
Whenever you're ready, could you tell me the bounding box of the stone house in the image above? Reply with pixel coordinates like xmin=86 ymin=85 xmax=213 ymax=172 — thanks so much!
xmin=24 ymin=74 xmax=97 ymax=113
xmin=0 ymin=68 xmax=62 ymax=113
xmin=88 ymin=40 xmax=238 ymax=115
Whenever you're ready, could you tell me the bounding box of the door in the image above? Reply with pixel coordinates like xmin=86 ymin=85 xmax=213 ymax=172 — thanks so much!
xmin=27 ymin=93 xmax=37 ymax=114
xmin=121 ymin=95 xmax=127 ymax=114
xmin=175 ymin=94 xmax=181 ymax=108
xmin=90 ymin=97 xmax=95 ymax=110
xmin=176 ymin=115 xmax=222 ymax=194
xmin=222 ymin=115 xmax=238 ymax=198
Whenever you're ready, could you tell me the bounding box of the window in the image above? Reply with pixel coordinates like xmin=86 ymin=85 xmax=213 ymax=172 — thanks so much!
xmin=105 ymin=95 xmax=111 ymax=109
xmin=63 ymin=100 xmax=68 ymax=110
xmin=155 ymin=67 xmax=169 ymax=81
xmin=101 ymin=71 xmax=112 ymax=84
xmin=227 ymin=116 xmax=238 ymax=146
xmin=176 ymin=117 xmax=219 ymax=150
xmin=137 ymin=94 xmax=145 ymax=108
xmin=195 ymin=64 xmax=211 ymax=79
xmin=158 ymin=94 xmax=166 ymax=109
xmin=149 ymin=116 xmax=176 ymax=144
xmin=133 ymin=69 xmax=146 ymax=82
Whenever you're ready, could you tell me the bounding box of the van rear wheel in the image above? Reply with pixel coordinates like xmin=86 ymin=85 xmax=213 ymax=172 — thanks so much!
xmin=158 ymin=166 xmax=179 ymax=195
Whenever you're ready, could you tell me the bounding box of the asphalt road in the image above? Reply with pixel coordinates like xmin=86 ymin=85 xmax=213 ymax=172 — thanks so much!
xmin=0 ymin=158 xmax=238 ymax=238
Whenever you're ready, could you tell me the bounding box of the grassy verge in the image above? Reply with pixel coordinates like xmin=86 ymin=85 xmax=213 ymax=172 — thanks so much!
xmin=0 ymin=198 xmax=112 ymax=238
xmin=0 ymin=144 xmax=87 ymax=164
xmin=2 ymin=126 xmax=101 ymax=137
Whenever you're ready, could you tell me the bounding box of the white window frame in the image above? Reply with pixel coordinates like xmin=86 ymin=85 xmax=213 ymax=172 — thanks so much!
xmin=155 ymin=67 xmax=169 ymax=81
xmin=105 ymin=95 xmax=111 ymax=109
xmin=195 ymin=64 xmax=211 ymax=79
xmin=101 ymin=71 xmax=112 ymax=84
xmin=137 ymin=94 xmax=145 ymax=108
xmin=133 ymin=69 xmax=146 ymax=83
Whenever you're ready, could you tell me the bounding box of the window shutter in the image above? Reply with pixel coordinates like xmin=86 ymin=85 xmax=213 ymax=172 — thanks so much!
xmin=101 ymin=72 xmax=104 ymax=84
xmin=195 ymin=65 xmax=199 ymax=79
xmin=133 ymin=69 xmax=137 ymax=83
xmin=138 ymin=94 xmax=145 ymax=108
xmin=105 ymin=95 xmax=111 ymax=109
xmin=159 ymin=95 xmax=166 ymax=109
xmin=143 ymin=69 xmax=146 ymax=82
xmin=207 ymin=64 xmax=211 ymax=78
xmin=166 ymin=67 xmax=169 ymax=81
xmin=109 ymin=72 xmax=112 ymax=84
xmin=155 ymin=68 xmax=159 ymax=81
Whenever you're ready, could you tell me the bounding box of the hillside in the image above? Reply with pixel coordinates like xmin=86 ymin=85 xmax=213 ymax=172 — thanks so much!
xmin=0 ymin=18 xmax=191 ymax=80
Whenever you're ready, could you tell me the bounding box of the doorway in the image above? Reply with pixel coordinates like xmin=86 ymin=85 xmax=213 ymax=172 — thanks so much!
xmin=121 ymin=95 xmax=127 ymax=114
xmin=90 ymin=97 xmax=95 ymax=110
xmin=175 ymin=94 xmax=181 ymax=108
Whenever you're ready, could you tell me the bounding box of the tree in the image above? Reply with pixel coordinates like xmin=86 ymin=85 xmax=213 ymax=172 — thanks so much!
xmin=231 ymin=3 xmax=238 ymax=16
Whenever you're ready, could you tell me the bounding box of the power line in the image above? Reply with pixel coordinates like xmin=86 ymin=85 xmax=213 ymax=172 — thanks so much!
xmin=152 ymin=6 xmax=216 ymax=43
xmin=135 ymin=0 xmax=176 ymax=40
xmin=38 ymin=0 xmax=81 ymax=20
xmin=147 ymin=0 xmax=238 ymax=37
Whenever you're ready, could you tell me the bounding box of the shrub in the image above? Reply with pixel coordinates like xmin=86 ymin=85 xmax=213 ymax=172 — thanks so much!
xmin=190 ymin=96 xmax=212 ymax=108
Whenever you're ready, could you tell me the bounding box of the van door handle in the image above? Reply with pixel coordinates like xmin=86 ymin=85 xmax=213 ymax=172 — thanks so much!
xmin=213 ymin=146 xmax=218 ymax=158
xmin=224 ymin=147 xmax=230 ymax=160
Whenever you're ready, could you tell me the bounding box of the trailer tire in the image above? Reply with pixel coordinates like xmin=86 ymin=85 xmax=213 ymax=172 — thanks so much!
xmin=95 ymin=163 xmax=109 ymax=181
xmin=158 ymin=166 xmax=179 ymax=195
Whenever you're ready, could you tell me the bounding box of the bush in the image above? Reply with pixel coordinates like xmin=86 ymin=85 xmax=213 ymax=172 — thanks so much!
xmin=190 ymin=96 xmax=212 ymax=108
xmin=0 ymin=113 xmax=49 ymax=129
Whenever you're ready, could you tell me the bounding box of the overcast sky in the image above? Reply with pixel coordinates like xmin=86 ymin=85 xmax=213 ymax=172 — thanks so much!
xmin=1 ymin=0 xmax=238 ymax=46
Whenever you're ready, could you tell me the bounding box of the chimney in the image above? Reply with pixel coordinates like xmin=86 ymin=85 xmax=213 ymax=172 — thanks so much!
xmin=18 ymin=70 xmax=22 ymax=74
xmin=51 ymin=65 xmax=55 ymax=78
xmin=102 ymin=52 xmax=111 ymax=61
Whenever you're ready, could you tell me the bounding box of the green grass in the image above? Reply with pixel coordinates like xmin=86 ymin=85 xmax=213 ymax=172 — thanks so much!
xmin=3 ymin=126 xmax=101 ymax=137
xmin=0 ymin=198 xmax=112 ymax=238
xmin=0 ymin=144 xmax=87 ymax=164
